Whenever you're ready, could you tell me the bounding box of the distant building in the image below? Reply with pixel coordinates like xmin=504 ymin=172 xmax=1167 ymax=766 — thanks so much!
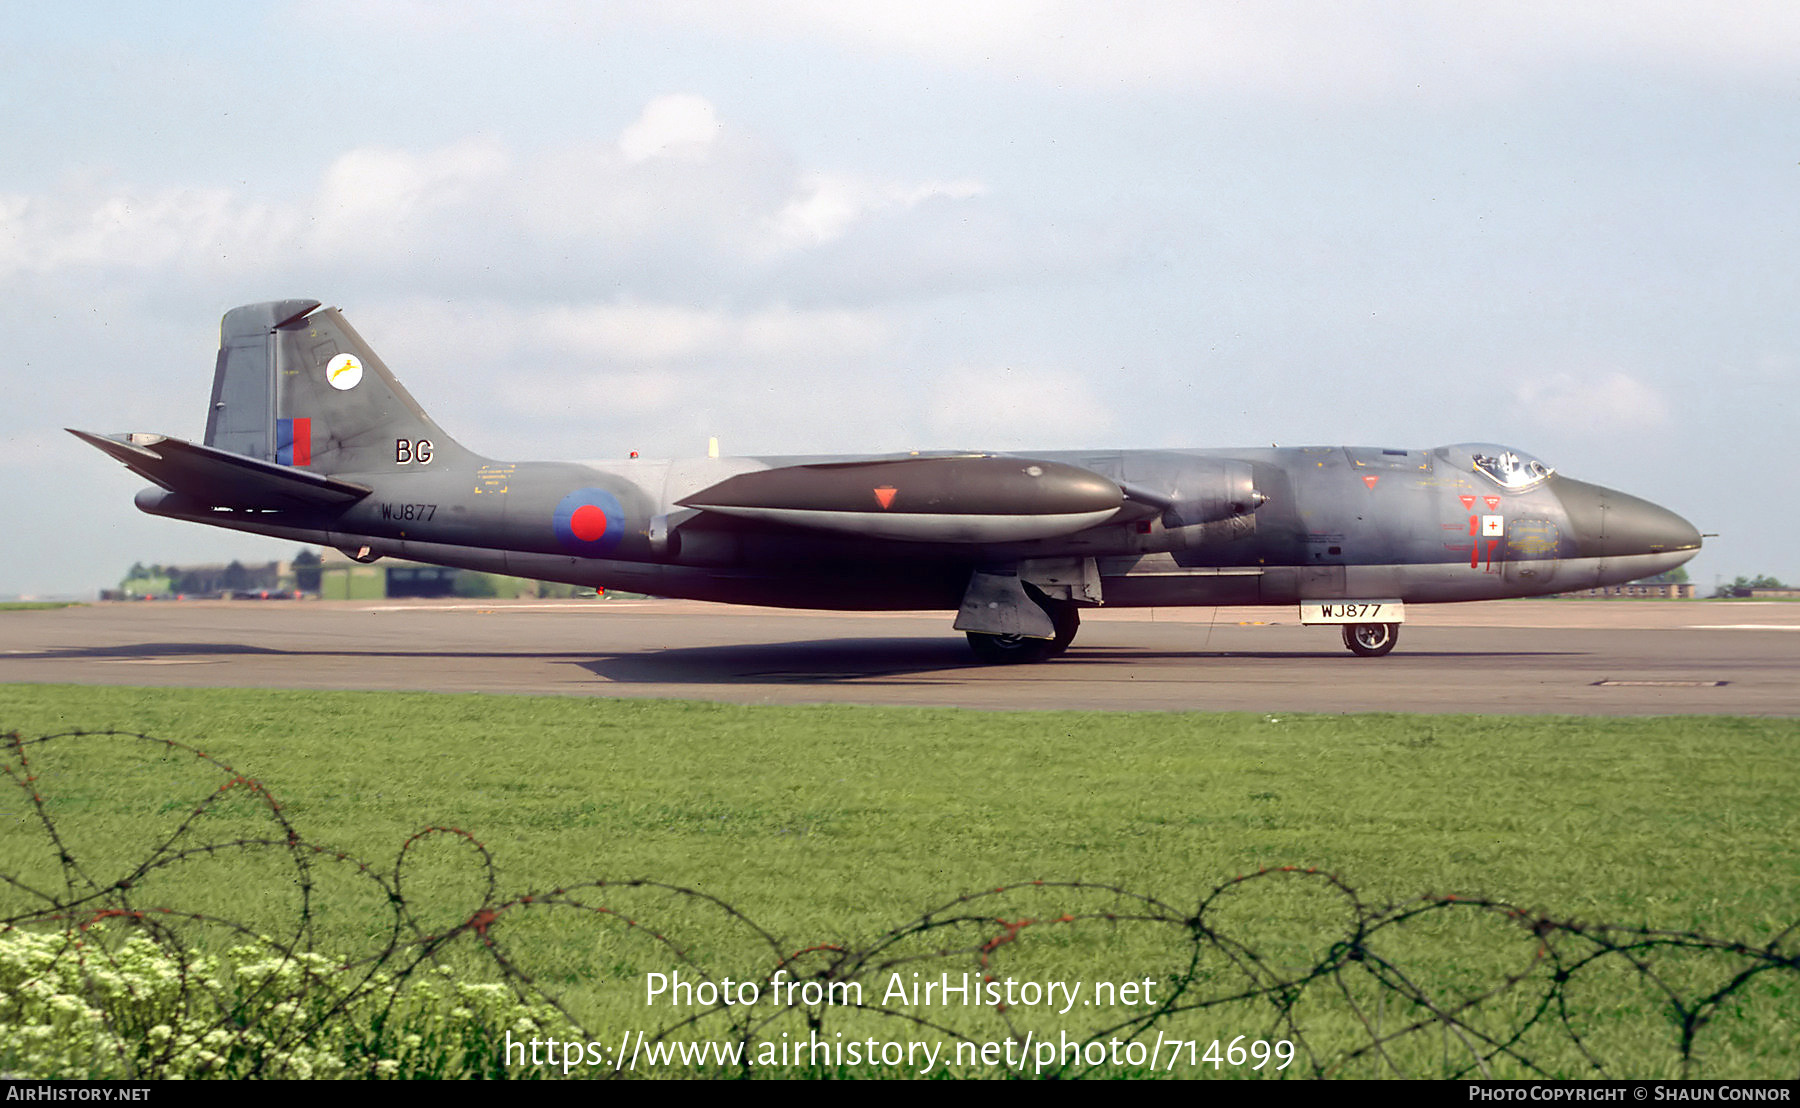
xmin=105 ymin=560 xmax=294 ymax=600
xmin=1748 ymin=586 xmax=1800 ymax=599
xmin=1561 ymin=580 xmax=1696 ymax=599
xmin=107 ymin=551 xmax=586 ymax=601
xmin=316 ymin=548 xmax=557 ymax=600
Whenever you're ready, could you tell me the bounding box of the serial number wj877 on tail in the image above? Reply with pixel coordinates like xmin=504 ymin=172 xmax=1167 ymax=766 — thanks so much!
xmin=73 ymin=300 xmax=1703 ymax=662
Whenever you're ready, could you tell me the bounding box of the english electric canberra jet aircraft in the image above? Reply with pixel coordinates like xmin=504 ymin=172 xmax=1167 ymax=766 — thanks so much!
xmin=74 ymin=300 xmax=1702 ymax=661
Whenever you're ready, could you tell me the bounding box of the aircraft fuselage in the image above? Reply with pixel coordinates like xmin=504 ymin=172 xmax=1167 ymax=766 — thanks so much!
xmin=78 ymin=300 xmax=1702 ymax=661
xmin=130 ymin=443 xmax=1697 ymax=612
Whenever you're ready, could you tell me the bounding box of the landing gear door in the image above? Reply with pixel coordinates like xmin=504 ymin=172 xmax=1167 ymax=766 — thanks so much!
xmin=954 ymin=570 xmax=1058 ymax=639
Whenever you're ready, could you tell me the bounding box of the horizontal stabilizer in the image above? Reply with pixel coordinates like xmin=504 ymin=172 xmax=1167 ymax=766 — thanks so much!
xmin=679 ymin=454 xmax=1123 ymax=543
xmin=68 ymin=429 xmax=371 ymax=510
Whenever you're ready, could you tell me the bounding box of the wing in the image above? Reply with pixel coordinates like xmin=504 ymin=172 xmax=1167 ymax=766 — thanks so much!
xmin=676 ymin=454 xmax=1138 ymax=543
xmin=69 ymin=429 xmax=371 ymax=511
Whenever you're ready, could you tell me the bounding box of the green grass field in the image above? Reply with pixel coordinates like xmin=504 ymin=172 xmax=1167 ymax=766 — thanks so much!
xmin=2 ymin=684 xmax=1795 ymax=1078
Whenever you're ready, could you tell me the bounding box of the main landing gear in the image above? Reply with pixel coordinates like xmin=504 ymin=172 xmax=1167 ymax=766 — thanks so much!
xmin=964 ymin=600 xmax=1403 ymax=662
xmin=965 ymin=597 xmax=1080 ymax=664
xmin=1342 ymin=622 xmax=1400 ymax=657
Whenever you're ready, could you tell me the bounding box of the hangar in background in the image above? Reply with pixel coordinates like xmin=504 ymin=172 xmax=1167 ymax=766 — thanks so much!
xmin=1561 ymin=580 xmax=1697 ymax=599
xmin=316 ymin=548 xmax=588 ymax=600
xmin=106 ymin=552 xmax=562 ymax=600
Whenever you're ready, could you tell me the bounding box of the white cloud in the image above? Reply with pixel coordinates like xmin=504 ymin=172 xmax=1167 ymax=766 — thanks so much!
xmin=617 ymin=94 xmax=723 ymax=163
xmin=310 ymin=138 xmax=508 ymax=254
xmin=301 ymin=2 xmax=1800 ymax=104
xmin=377 ymin=296 xmax=890 ymax=368
xmin=0 ymin=182 xmax=295 ymax=281
xmin=652 ymin=0 xmax=1800 ymax=99
xmin=528 ymin=300 xmax=891 ymax=365
xmin=1511 ymin=370 xmax=1673 ymax=437
xmin=334 ymin=292 xmax=1118 ymax=459
xmin=767 ymin=173 xmax=986 ymax=252
xmin=354 ymin=294 xmax=897 ymax=451
xmin=0 ymin=100 xmax=993 ymax=295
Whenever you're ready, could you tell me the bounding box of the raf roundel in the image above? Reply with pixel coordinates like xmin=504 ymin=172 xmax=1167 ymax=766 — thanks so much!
xmin=552 ymin=488 xmax=626 ymax=555
xmin=326 ymin=353 xmax=364 ymax=391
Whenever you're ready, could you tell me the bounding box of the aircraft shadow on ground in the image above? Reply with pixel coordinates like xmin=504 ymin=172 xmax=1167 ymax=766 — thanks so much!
xmin=11 ymin=639 xmax=1582 ymax=688
xmin=573 ymin=639 xmax=1581 ymax=686
xmin=26 ymin=642 xmax=290 ymax=658
xmin=19 ymin=642 xmax=591 ymax=662
xmin=10 ymin=637 xmax=982 ymax=685
xmin=579 ymin=637 xmax=977 ymax=685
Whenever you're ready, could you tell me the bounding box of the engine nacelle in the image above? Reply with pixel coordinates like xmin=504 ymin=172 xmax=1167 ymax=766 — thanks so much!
xmin=678 ymin=454 xmax=1124 ymax=543
xmin=1120 ymin=455 xmax=1265 ymax=527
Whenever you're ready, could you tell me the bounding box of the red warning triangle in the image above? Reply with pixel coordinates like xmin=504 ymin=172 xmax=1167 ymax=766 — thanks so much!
xmin=1459 ymin=495 xmax=1476 ymax=511
xmin=1362 ymin=475 xmax=1380 ymax=489
xmin=1484 ymin=495 xmax=1501 ymax=510
xmin=873 ymin=486 xmax=898 ymax=509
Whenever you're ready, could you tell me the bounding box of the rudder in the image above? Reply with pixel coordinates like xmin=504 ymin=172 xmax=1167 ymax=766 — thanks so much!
xmin=204 ymin=299 xmax=317 ymax=460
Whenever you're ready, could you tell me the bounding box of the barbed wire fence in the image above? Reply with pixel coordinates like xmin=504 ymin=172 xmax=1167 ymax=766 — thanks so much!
xmin=3 ymin=728 xmax=1796 ymax=1079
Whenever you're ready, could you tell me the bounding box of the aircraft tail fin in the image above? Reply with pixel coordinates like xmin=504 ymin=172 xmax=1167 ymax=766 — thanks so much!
xmin=203 ymin=299 xmax=476 ymax=474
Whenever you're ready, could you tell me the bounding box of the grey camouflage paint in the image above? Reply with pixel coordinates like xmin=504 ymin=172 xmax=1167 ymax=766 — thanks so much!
xmin=74 ymin=302 xmax=1702 ymax=656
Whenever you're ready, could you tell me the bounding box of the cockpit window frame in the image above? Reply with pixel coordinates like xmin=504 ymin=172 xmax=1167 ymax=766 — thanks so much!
xmin=1469 ymin=448 xmax=1554 ymax=491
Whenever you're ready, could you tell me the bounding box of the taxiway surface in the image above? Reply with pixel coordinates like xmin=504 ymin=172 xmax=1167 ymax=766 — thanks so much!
xmin=3 ymin=599 xmax=1796 ymax=715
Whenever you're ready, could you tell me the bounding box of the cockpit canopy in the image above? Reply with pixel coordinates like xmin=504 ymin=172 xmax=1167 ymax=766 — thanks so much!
xmin=1436 ymin=443 xmax=1555 ymax=490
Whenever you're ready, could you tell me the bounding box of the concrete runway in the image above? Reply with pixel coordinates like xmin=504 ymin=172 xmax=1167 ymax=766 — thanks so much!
xmin=4 ymin=598 xmax=1797 ymax=715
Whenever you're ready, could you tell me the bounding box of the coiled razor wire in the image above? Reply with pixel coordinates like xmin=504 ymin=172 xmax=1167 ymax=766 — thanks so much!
xmin=3 ymin=729 xmax=1796 ymax=1079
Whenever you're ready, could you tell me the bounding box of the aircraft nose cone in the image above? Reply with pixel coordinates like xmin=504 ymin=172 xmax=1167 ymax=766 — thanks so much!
xmin=1553 ymin=476 xmax=1702 ymax=560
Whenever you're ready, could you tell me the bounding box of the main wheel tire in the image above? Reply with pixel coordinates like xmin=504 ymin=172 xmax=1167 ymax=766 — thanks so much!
xmin=1343 ymin=622 xmax=1399 ymax=657
xmin=966 ymin=630 xmax=1056 ymax=664
xmin=1043 ymin=599 xmax=1080 ymax=656
xmin=965 ymin=591 xmax=1082 ymax=664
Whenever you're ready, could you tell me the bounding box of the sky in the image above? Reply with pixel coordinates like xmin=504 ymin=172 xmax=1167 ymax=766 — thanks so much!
xmin=4 ymin=1 xmax=1796 ymax=597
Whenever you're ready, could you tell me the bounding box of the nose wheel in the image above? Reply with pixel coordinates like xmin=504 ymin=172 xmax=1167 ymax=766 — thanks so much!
xmin=1343 ymin=622 xmax=1399 ymax=657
